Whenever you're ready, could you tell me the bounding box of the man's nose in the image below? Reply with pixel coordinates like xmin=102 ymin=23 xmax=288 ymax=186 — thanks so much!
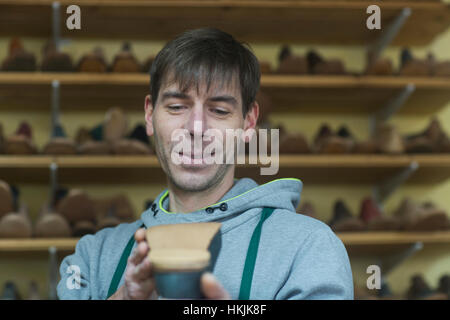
xmin=186 ymin=105 xmax=207 ymax=138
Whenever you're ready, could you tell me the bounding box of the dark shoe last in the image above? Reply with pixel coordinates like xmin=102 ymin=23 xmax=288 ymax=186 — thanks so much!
xmin=1 ymin=281 xmax=22 ymax=300
xmin=437 ymin=275 xmax=450 ymax=297
xmin=89 ymin=124 xmax=103 ymax=141
xmin=400 ymin=48 xmax=413 ymax=68
xmin=41 ymin=52 xmax=74 ymax=72
xmin=329 ymin=200 xmax=366 ymax=232
xmin=2 ymin=51 xmax=37 ymax=72
xmin=53 ymin=186 xmax=69 ymax=208
xmin=128 ymin=124 xmax=150 ymax=145
xmin=313 ymin=124 xmax=333 ymax=146
xmin=378 ymin=282 xmax=393 ymax=298
xmin=278 ymin=45 xmax=292 ymax=63
xmin=16 ymin=121 xmax=32 ymax=139
xmin=72 ymin=220 xmax=97 ymax=237
xmin=306 ymin=50 xmax=323 ymax=74
xmin=337 ymin=126 xmax=353 ymax=139
xmin=407 ymin=274 xmax=434 ymax=300
xmin=359 ymin=197 xmax=383 ymax=224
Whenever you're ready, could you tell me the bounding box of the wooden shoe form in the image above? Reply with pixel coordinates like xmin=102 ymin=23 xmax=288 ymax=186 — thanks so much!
xmin=103 ymin=107 xmax=128 ymax=143
xmin=42 ymin=137 xmax=77 ymax=155
xmin=56 ymin=189 xmax=96 ymax=224
xmin=34 ymin=204 xmax=72 ymax=238
xmin=0 ymin=180 xmax=14 ymax=219
xmin=146 ymin=222 xmax=221 ymax=272
xmin=0 ymin=203 xmax=33 ymax=238
xmin=77 ymin=48 xmax=107 ymax=73
xmin=5 ymin=135 xmax=38 ymax=155
xmin=365 ymin=58 xmax=393 ymax=76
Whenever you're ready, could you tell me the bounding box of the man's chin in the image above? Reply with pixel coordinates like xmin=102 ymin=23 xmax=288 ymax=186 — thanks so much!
xmin=168 ymin=164 xmax=229 ymax=192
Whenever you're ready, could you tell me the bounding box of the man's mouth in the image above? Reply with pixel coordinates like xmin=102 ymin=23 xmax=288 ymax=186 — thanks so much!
xmin=177 ymin=151 xmax=216 ymax=165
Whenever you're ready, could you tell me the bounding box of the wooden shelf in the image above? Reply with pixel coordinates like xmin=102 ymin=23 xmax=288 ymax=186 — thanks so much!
xmin=1 ymin=154 xmax=450 ymax=185
xmin=0 ymin=73 xmax=449 ymax=114
xmin=0 ymin=1 xmax=448 ymax=45
xmin=1 ymin=232 xmax=449 ymax=254
xmin=340 ymin=231 xmax=450 ymax=256
xmin=0 ymin=238 xmax=79 ymax=252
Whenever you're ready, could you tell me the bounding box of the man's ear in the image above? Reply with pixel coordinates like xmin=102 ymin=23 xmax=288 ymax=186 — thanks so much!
xmin=244 ymin=101 xmax=259 ymax=130
xmin=243 ymin=101 xmax=259 ymax=143
xmin=144 ymin=94 xmax=154 ymax=136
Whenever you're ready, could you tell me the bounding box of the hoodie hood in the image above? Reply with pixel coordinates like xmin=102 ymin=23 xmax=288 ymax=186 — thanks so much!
xmin=141 ymin=177 xmax=302 ymax=233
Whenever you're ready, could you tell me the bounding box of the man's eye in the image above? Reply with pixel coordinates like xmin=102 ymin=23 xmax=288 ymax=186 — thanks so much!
xmin=211 ymin=108 xmax=230 ymax=116
xmin=168 ymin=105 xmax=185 ymax=111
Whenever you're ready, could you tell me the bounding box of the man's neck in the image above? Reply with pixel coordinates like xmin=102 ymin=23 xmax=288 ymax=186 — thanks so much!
xmin=167 ymin=172 xmax=235 ymax=213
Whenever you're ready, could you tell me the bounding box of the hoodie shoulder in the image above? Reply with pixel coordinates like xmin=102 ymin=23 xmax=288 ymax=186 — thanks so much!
xmin=273 ymin=208 xmax=332 ymax=235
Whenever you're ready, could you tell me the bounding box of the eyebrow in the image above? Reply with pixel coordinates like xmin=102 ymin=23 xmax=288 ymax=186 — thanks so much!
xmin=207 ymin=95 xmax=238 ymax=108
xmin=161 ymin=91 xmax=238 ymax=108
xmin=160 ymin=91 xmax=190 ymax=102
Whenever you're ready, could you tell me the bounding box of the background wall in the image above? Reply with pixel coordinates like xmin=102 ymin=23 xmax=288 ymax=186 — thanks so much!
xmin=0 ymin=15 xmax=449 ymax=299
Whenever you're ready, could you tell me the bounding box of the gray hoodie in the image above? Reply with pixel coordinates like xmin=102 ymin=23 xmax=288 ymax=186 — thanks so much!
xmin=57 ymin=177 xmax=354 ymax=300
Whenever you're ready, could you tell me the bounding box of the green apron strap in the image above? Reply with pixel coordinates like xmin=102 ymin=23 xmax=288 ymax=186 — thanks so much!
xmin=106 ymin=223 xmax=144 ymax=299
xmin=238 ymin=207 xmax=275 ymax=300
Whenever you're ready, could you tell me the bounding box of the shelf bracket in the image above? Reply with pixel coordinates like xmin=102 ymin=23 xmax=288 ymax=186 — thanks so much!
xmin=48 ymin=246 xmax=58 ymax=300
xmin=49 ymin=162 xmax=58 ymax=212
xmin=367 ymin=7 xmax=412 ymax=68
xmin=372 ymin=160 xmax=419 ymax=206
xmin=369 ymin=84 xmax=415 ymax=135
xmin=52 ymin=2 xmax=61 ymax=51
xmin=51 ymin=80 xmax=61 ymax=139
xmin=377 ymin=241 xmax=423 ymax=277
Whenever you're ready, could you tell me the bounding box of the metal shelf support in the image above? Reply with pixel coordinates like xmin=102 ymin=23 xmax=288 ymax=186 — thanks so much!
xmin=48 ymin=246 xmax=58 ymax=300
xmin=49 ymin=162 xmax=58 ymax=212
xmin=372 ymin=161 xmax=419 ymax=206
xmin=378 ymin=242 xmax=423 ymax=277
xmin=51 ymin=79 xmax=61 ymax=139
xmin=367 ymin=7 xmax=412 ymax=68
xmin=369 ymin=84 xmax=416 ymax=135
xmin=52 ymin=2 xmax=61 ymax=51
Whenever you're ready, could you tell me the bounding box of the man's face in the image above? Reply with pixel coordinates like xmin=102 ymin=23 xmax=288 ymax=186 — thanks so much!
xmin=145 ymin=74 xmax=258 ymax=192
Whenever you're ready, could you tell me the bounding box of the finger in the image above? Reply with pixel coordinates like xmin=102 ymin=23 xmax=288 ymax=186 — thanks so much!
xmin=135 ymin=228 xmax=146 ymax=243
xmin=128 ymin=241 xmax=149 ymax=266
xmin=132 ymin=256 xmax=154 ymax=282
xmin=201 ymin=272 xmax=230 ymax=300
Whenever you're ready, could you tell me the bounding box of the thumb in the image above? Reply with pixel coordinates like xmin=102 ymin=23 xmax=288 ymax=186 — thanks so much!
xmin=201 ymin=272 xmax=230 ymax=300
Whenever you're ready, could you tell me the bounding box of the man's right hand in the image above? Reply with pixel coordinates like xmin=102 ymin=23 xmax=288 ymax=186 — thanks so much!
xmin=109 ymin=228 xmax=157 ymax=300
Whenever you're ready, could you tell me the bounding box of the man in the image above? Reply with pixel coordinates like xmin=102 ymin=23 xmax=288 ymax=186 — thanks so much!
xmin=57 ymin=28 xmax=353 ymax=300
